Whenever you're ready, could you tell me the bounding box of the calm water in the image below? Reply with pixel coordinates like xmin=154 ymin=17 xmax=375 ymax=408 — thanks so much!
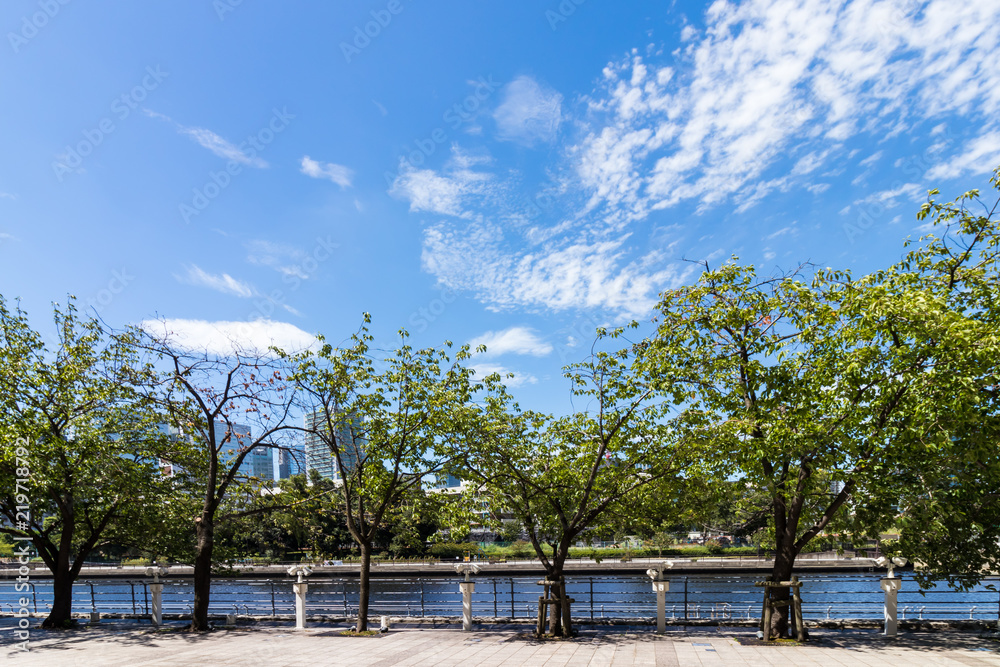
xmin=2 ymin=573 xmax=997 ymax=622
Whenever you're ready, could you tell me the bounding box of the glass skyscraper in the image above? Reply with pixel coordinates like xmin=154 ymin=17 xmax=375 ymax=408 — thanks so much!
xmin=303 ymin=409 xmax=363 ymax=483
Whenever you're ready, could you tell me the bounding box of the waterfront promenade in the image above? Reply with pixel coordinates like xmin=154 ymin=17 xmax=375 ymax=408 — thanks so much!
xmin=3 ymin=623 xmax=1000 ymax=666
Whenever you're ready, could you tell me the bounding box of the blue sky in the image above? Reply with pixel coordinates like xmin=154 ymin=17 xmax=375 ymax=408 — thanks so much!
xmin=2 ymin=0 xmax=999 ymax=416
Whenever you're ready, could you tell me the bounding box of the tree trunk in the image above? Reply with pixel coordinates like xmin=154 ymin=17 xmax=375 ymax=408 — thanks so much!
xmin=191 ymin=517 xmax=215 ymax=631
xmin=356 ymin=543 xmax=372 ymax=632
xmin=550 ymin=543 xmax=572 ymax=637
xmin=767 ymin=541 xmax=796 ymax=639
xmin=41 ymin=552 xmax=75 ymax=629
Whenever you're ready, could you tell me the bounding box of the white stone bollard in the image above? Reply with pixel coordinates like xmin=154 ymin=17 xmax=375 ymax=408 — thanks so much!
xmin=145 ymin=564 xmax=168 ymax=627
xmin=874 ymin=556 xmax=907 ymax=638
xmin=454 ymin=563 xmax=481 ymax=631
xmin=287 ymin=565 xmax=313 ymax=630
xmin=652 ymin=580 xmax=669 ymax=634
xmin=293 ymin=582 xmax=309 ymax=629
xmin=880 ymin=577 xmax=902 ymax=637
xmin=647 ymin=562 xmax=673 ymax=634
xmin=460 ymin=581 xmax=475 ymax=631
xmin=149 ymin=583 xmax=163 ymax=626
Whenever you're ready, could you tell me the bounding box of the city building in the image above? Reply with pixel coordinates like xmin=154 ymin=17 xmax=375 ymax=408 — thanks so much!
xmin=162 ymin=420 xmax=273 ymax=483
xmin=275 ymin=441 xmax=306 ymax=479
xmin=303 ymin=409 xmax=364 ymax=483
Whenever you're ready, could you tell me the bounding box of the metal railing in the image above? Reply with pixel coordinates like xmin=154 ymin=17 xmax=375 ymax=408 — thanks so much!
xmin=1 ymin=574 xmax=997 ymax=624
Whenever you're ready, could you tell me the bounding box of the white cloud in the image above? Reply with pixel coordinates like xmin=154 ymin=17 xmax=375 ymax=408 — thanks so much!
xmin=469 ymin=327 xmax=553 ymax=357
xmin=926 ymin=130 xmax=1000 ymax=180
xmin=469 ymin=362 xmax=538 ymax=388
xmin=181 ymin=127 xmax=266 ymax=167
xmin=765 ymin=226 xmax=795 ymax=240
xmin=141 ymin=319 xmax=317 ymax=357
xmin=389 ymin=148 xmax=494 ymax=218
xmin=395 ymin=0 xmax=1000 ymax=317
xmin=573 ymin=0 xmax=1000 ymax=216
xmin=300 ymin=156 xmax=354 ymax=188
xmin=146 ymin=110 xmax=267 ymax=167
xmin=244 ymin=239 xmax=334 ymax=282
xmin=859 ymin=151 xmax=883 ymax=168
xmin=854 ymin=183 xmax=925 ymax=209
xmin=177 ymin=265 xmax=255 ymax=298
xmin=0 ymin=192 xmax=15 ymax=200
xmin=391 ymin=167 xmax=466 ymax=217
xmin=422 ymin=222 xmax=694 ymax=317
xmin=493 ymin=76 xmax=563 ymax=146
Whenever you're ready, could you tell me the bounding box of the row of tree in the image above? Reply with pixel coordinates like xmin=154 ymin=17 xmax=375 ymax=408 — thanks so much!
xmin=2 ymin=171 xmax=1000 ymax=638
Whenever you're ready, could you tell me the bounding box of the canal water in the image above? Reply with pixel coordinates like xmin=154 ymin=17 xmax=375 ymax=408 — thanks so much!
xmin=2 ymin=573 xmax=998 ymax=622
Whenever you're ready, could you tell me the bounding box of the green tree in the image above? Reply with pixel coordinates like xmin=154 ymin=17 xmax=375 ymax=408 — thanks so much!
xmin=0 ymin=298 xmax=168 ymax=628
xmin=459 ymin=326 xmax=693 ymax=637
xmin=284 ymin=315 xmax=479 ymax=632
xmin=644 ymin=170 xmax=1000 ymax=636
xmin=134 ymin=326 xmax=302 ymax=631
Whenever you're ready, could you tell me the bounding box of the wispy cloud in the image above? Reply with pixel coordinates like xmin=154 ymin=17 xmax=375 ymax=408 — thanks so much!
xmin=422 ymin=222 xmax=693 ymax=316
xmin=389 ymin=148 xmax=494 ymax=218
xmin=469 ymin=362 xmax=538 ymax=388
xmin=146 ymin=110 xmax=267 ymax=167
xmin=493 ymin=76 xmax=563 ymax=146
xmin=574 ymin=0 xmax=1000 ymax=217
xmin=469 ymin=326 xmax=553 ymax=357
xmin=177 ymin=264 xmax=254 ymax=298
xmin=0 ymin=192 xmax=16 ymax=201
xmin=175 ymin=263 xmax=301 ymax=315
xmin=396 ymin=0 xmax=1000 ymax=318
xmin=300 ymin=156 xmax=354 ymax=188
xmin=926 ymin=131 xmax=1000 ymax=181
xmin=141 ymin=318 xmax=317 ymax=356
xmin=246 ymin=240 xmax=304 ymax=278
xmin=853 ymin=183 xmax=925 ymax=209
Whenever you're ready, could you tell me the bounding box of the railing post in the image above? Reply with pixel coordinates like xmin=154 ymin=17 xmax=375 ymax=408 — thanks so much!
xmin=269 ymin=580 xmax=276 ymax=618
xmin=86 ymin=580 xmax=99 ymax=623
xmin=129 ymin=581 xmax=136 ymax=615
xmin=493 ymin=578 xmax=498 ymax=619
xmin=684 ymin=577 xmax=688 ymax=620
xmin=420 ymin=579 xmax=425 ymax=617
xmin=29 ymin=582 xmax=37 ymax=614
xmin=589 ymin=577 xmax=594 ymax=619
xmin=510 ymin=578 xmax=515 ymax=618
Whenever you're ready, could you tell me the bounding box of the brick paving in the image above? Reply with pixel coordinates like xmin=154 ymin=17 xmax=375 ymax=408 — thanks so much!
xmin=3 ymin=623 xmax=1000 ymax=666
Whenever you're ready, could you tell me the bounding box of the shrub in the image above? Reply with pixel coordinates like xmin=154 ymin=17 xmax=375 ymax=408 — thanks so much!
xmin=429 ymin=542 xmax=481 ymax=559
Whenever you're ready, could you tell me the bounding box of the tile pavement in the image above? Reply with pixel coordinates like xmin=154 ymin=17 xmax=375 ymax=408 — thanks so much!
xmin=3 ymin=623 xmax=1000 ymax=666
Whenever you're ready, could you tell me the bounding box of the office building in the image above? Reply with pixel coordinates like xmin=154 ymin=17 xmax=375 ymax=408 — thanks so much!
xmin=303 ymin=408 xmax=363 ymax=483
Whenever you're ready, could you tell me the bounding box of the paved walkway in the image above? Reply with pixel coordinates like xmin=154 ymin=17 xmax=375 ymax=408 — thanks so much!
xmin=3 ymin=623 xmax=1000 ymax=666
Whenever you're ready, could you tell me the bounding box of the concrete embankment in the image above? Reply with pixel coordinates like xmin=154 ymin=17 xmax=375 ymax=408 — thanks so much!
xmin=0 ymin=555 xmax=884 ymax=580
